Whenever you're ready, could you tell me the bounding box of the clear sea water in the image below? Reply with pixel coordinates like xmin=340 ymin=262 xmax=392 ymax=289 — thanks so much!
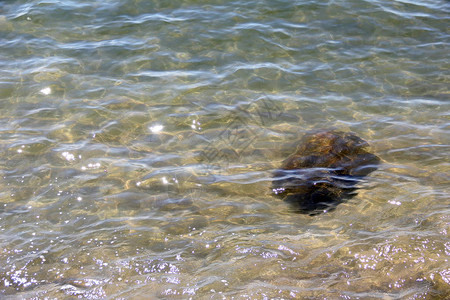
xmin=0 ymin=0 xmax=449 ymax=299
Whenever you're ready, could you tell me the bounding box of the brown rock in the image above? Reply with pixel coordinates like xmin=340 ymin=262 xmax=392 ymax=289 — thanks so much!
xmin=272 ymin=130 xmax=380 ymax=214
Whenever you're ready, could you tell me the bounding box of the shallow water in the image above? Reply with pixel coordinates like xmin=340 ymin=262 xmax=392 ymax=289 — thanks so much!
xmin=0 ymin=0 xmax=449 ymax=298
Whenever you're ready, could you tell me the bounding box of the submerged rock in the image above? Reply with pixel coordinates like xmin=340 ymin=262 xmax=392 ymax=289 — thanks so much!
xmin=272 ymin=130 xmax=380 ymax=214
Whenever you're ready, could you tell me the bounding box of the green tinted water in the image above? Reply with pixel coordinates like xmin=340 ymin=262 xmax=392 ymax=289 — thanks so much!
xmin=0 ymin=0 xmax=449 ymax=298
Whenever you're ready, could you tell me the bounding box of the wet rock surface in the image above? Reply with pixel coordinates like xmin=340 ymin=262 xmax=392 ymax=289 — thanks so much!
xmin=272 ymin=130 xmax=380 ymax=214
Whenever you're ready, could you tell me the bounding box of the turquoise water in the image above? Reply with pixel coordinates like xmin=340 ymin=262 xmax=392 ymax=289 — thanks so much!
xmin=0 ymin=0 xmax=449 ymax=298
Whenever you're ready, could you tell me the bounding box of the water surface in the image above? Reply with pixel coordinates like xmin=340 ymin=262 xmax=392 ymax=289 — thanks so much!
xmin=0 ymin=0 xmax=449 ymax=298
